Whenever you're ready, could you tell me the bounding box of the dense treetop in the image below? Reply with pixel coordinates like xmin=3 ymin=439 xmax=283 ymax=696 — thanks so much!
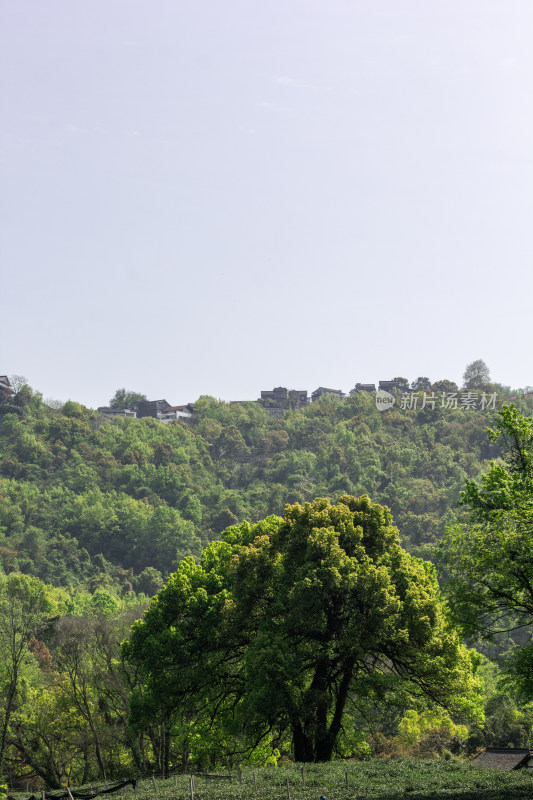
xmin=0 ymin=378 xmax=531 ymax=591
xmin=440 ymin=404 xmax=533 ymax=699
xmin=124 ymin=495 xmax=483 ymax=763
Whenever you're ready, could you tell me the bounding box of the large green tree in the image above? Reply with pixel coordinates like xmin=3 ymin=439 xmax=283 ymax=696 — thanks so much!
xmin=439 ymin=405 xmax=533 ymax=697
xmin=123 ymin=496 xmax=481 ymax=763
xmin=0 ymin=574 xmax=52 ymax=774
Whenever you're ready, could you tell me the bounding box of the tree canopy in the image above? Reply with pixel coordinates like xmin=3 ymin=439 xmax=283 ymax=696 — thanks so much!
xmin=432 ymin=379 xmax=459 ymax=393
xmin=109 ymin=389 xmax=147 ymax=409
xmin=4 ymin=382 xmax=531 ymax=591
xmin=439 ymin=405 xmax=533 ymax=698
xmin=123 ymin=496 xmax=482 ymax=762
xmin=411 ymin=377 xmax=432 ymax=391
xmin=463 ymin=360 xmax=491 ymax=390
xmin=0 ymin=573 xmax=53 ymax=773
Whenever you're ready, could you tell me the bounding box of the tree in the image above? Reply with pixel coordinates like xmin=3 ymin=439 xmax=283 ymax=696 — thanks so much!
xmin=8 ymin=376 xmax=29 ymax=394
xmin=432 ymin=379 xmax=458 ymax=393
xmin=411 ymin=377 xmax=432 ymax=392
xmin=0 ymin=574 xmax=52 ymax=774
xmin=109 ymin=389 xmax=147 ymax=409
xmin=44 ymin=397 xmax=64 ymax=410
xmin=123 ymin=496 xmax=481 ymax=763
xmin=463 ymin=360 xmax=491 ymax=389
xmin=52 ymin=616 xmax=109 ymax=780
xmin=439 ymin=405 xmax=533 ymax=698
xmin=134 ymin=567 xmax=164 ymax=597
xmin=393 ymin=377 xmax=410 ymax=390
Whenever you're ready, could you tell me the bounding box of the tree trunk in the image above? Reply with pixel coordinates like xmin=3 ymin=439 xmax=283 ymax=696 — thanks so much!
xmin=293 ymin=658 xmax=356 ymax=762
xmin=11 ymin=738 xmax=62 ymax=789
xmin=163 ymin=722 xmax=170 ymax=776
xmin=83 ymin=695 xmax=107 ymax=781
xmin=82 ymin=748 xmax=90 ymax=785
xmin=315 ymin=659 xmax=355 ymax=761
xmin=292 ymin=721 xmax=314 ymax=762
xmin=0 ymin=668 xmax=18 ymax=773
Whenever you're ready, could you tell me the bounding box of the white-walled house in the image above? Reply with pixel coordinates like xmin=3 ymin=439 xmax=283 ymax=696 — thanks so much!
xmin=159 ymin=404 xmax=195 ymax=424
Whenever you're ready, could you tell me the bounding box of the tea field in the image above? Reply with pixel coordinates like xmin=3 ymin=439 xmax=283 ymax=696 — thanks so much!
xmin=11 ymin=760 xmax=533 ymax=800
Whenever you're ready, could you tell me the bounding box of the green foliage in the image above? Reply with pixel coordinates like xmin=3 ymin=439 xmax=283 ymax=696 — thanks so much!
xmin=4 ymin=379 xmax=532 ymax=601
xmin=411 ymin=377 xmax=432 ymax=391
xmin=134 ymin=566 xmax=164 ymax=596
xmin=3 ymin=385 xmax=533 ymax=782
xmin=397 ymin=708 xmax=467 ymax=753
xmin=134 ymin=762 xmax=533 ymax=800
xmin=124 ymin=496 xmax=482 ymax=763
xmin=1 ymin=384 xmax=514 ymax=591
xmin=432 ymin=379 xmax=459 ymax=393
xmin=109 ymin=389 xmax=147 ymax=409
xmin=470 ymin=689 xmax=533 ymax=750
xmin=393 ymin=377 xmax=409 ymax=390
xmin=463 ymin=359 xmax=491 ymax=390
xmin=10 ymin=760 xmax=533 ymax=800
xmin=0 ymin=573 xmax=54 ymax=773
xmin=440 ymin=405 xmax=533 ymax=698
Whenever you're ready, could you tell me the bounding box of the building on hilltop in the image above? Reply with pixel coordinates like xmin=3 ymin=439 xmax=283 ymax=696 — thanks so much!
xmin=378 ymin=379 xmax=410 ymax=393
xmin=288 ymin=389 xmax=309 ymax=409
xmin=349 ymin=380 xmax=412 ymax=395
xmin=259 ymin=387 xmax=309 ymax=417
xmin=260 ymin=386 xmax=288 ymax=404
xmin=97 ymin=400 xmax=195 ymax=424
xmin=135 ymin=399 xmax=172 ymax=419
xmin=97 ymin=406 xmax=137 ymax=419
xmin=0 ymin=376 xmax=14 ymax=396
xmin=159 ymin=404 xmax=195 ymax=424
xmin=311 ymin=387 xmax=345 ymax=402
xmin=350 ymin=383 xmax=376 ymax=394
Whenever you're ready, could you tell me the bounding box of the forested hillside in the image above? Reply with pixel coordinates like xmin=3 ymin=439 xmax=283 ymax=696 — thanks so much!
xmin=1 ymin=381 xmax=530 ymax=592
xmin=2 ymin=382 xmax=533 ymax=782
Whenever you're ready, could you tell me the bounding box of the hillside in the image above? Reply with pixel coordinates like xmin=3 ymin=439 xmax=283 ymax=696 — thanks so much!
xmin=2 ymin=383 xmax=533 ymax=783
xmin=1 ymin=382 xmax=530 ymax=592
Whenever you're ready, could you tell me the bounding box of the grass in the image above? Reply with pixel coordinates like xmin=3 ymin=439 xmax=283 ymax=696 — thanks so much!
xmin=9 ymin=760 xmax=533 ymax=800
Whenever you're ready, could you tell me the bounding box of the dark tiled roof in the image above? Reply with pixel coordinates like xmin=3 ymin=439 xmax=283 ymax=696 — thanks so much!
xmin=472 ymin=748 xmax=532 ymax=771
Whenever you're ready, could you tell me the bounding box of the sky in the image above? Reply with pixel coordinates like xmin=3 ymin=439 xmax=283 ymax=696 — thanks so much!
xmin=1 ymin=1 xmax=532 ymax=408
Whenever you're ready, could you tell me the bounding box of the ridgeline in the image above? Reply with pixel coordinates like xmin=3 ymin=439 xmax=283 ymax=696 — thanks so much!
xmin=1 ymin=381 xmax=530 ymax=593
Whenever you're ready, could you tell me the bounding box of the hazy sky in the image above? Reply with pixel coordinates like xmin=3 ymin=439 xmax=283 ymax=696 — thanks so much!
xmin=1 ymin=1 xmax=532 ymax=408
